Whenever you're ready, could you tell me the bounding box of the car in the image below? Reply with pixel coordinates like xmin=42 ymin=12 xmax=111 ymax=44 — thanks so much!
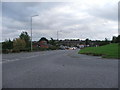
xmin=72 ymin=47 xmax=77 ymax=50
xmin=69 ymin=47 xmax=77 ymax=50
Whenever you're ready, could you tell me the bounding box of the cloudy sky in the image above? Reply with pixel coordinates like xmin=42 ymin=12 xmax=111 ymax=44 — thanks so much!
xmin=2 ymin=0 xmax=119 ymax=41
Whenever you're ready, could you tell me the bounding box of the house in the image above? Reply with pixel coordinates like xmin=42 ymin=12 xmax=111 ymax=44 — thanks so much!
xmin=78 ymin=44 xmax=85 ymax=49
xmin=59 ymin=39 xmax=82 ymax=47
xmin=38 ymin=40 xmax=49 ymax=48
xmin=32 ymin=37 xmax=49 ymax=48
xmin=32 ymin=41 xmax=39 ymax=48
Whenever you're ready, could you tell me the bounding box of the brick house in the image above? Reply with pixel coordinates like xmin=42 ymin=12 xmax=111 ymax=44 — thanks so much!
xmin=32 ymin=37 xmax=49 ymax=48
xmin=38 ymin=40 xmax=49 ymax=48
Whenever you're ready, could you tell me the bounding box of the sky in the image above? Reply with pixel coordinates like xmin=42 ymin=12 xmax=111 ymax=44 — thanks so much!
xmin=2 ymin=0 xmax=119 ymax=41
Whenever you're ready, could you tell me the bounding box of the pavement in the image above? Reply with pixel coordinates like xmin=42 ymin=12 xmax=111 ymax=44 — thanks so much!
xmin=2 ymin=49 xmax=118 ymax=88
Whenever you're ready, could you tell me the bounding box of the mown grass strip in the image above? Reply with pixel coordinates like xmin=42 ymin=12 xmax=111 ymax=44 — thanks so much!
xmin=78 ymin=43 xmax=119 ymax=59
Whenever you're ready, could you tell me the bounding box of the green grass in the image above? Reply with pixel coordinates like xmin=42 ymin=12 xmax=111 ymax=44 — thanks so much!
xmin=78 ymin=43 xmax=119 ymax=59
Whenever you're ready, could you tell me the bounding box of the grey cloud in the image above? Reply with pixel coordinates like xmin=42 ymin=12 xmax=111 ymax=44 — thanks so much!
xmin=2 ymin=2 xmax=38 ymax=22
xmin=2 ymin=2 xmax=118 ymax=41
xmin=87 ymin=3 xmax=118 ymax=21
xmin=2 ymin=2 xmax=65 ymax=22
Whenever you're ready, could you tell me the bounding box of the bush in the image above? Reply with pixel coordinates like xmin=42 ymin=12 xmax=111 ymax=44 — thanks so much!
xmin=13 ymin=38 xmax=26 ymax=51
xmin=49 ymin=46 xmax=58 ymax=50
xmin=33 ymin=47 xmax=48 ymax=51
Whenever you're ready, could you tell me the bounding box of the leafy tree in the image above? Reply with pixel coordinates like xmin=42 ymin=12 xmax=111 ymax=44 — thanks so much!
xmin=49 ymin=38 xmax=56 ymax=46
xmin=116 ymin=35 xmax=120 ymax=43
xmin=19 ymin=31 xmax=30 ymax=47
xmin=111 ymin=35 xmax=120 ymax=43
xmin=105 ymin=38 xmax=109 ymax=42
xmin=13 ymin=38 xmax=26 ymax=51
xmin=2 ymin=39 xmax=13 ymax=50
xmin=112 ymin=36 xmax=117 ymax=43
xmin=39 ymin=37 xmax=49 ymax=43
xmin=85 ymin=38 xmax=90 ymax=45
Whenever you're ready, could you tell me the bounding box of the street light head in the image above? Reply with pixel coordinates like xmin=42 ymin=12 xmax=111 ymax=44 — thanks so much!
xmin=32 ymin=15 xmax=39 ymax=17
xmin=35 ymin=15 xmax=39 ymax=16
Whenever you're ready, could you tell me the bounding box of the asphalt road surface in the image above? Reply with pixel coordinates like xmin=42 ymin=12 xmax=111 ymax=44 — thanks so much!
xmin=2 ymin=49 xmax=118 ymax=88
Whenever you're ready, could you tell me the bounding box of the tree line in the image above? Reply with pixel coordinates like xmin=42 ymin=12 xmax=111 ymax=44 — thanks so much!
xmin=2 ymin=31 xmax=120 ymax=53
xmin=2 ymin=31 xmax=60 ymax=53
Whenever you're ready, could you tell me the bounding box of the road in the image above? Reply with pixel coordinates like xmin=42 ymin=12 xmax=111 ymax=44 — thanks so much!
xmin=2 ymin=49 xmax=118 ymax=88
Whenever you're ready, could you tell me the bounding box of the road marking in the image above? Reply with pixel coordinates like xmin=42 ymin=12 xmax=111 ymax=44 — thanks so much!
xmin=2 ymin=59 xmax=20 ymax=63
xmin=2 ymin=51 xmax=56 ymax=63
xmin=20 ymin=55 xmax=39 ymax=59
xmin=2 ymin=54 xmax=43 ymax=63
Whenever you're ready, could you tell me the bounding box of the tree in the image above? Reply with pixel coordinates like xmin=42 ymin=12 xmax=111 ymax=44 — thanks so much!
xmin=105 ymin=38 xmax=108 ymax=42
xmin=116 ymin=35 xmax=120 ymax=43
xmin=2 ymin=39 xmax=13 ymax=50
xmin=39 ymin=37 xmax=49 ymax=43
xmin=49 ymin=38 xmax=59 ymax=50
xmin=49 ymin=38 xmax=56 ymax=46
xmin=85 ymin=38 xmax=90 ymax=45
xmin=111 ymin=35 xmax=120 ymax=43
xmin=19 ymin=31 xmax=30 ymax=47
xmin=13 ymin=38 xmax=26 ymax=51
xmin=112 ymin=36 xmax=117 ymax=43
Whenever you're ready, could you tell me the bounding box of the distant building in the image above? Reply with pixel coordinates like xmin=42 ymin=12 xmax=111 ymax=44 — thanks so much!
xmin=59 ymin=40 xmax=83 ymax=47
xmin=32 ymin=41 xmax=38 ymax=48
xmin=78 ymin=44 xmax=85 ymax=49
xmin=32 ymin=37 xmax=49 ymax=48
xmin=38 ymin=40 xmax=49 ymax=48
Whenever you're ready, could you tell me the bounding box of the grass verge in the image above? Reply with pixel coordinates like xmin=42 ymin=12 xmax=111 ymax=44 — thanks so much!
xmin=78 ymin=43 xmax=119 ymax=59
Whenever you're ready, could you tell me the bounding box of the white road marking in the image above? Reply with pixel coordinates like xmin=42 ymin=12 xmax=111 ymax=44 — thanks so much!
xmin=2 ymin=55 xmax=41 ymax=63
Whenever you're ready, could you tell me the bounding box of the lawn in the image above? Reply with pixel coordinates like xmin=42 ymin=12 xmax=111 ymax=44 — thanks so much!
xmin=78 ymin=43 xmax=119 ymax=59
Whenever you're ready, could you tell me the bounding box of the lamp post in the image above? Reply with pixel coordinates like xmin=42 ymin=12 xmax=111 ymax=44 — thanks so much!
xmin=31 ymin=15 xmax=39 ymax=51
xmin=57 ymin=30 xmax=62 ymax=41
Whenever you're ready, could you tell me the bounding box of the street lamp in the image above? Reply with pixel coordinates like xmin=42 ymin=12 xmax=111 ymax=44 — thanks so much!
xmin=57 ymin=30 xmax=62 ymax=41
xmin=31 ymin=15 xmax=39 ymax=51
